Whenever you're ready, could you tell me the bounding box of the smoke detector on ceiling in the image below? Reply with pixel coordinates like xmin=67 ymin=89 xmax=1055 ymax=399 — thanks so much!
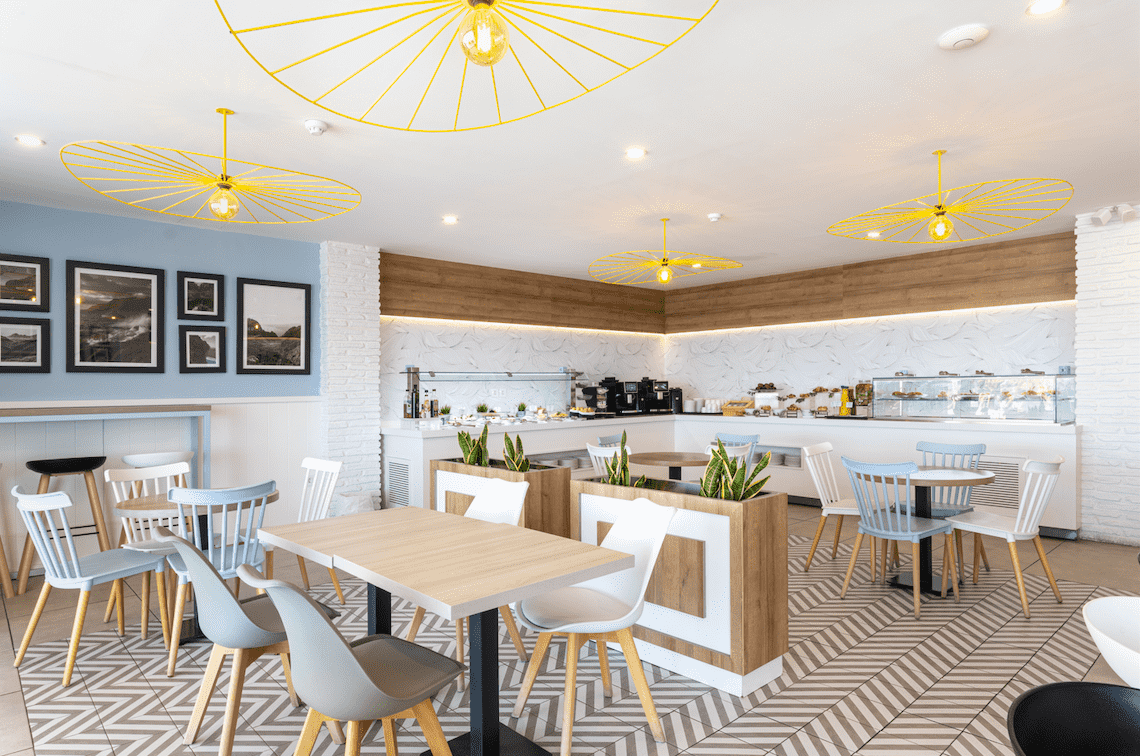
xmin=938 ymin=24 xmax=990 ymax=50
xmin=304 ymin=119 xmax=329 ymax=136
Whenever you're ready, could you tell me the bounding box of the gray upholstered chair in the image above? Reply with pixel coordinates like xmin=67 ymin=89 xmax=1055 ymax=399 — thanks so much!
xmin=238 ymin=565 xmax=462 ymax=756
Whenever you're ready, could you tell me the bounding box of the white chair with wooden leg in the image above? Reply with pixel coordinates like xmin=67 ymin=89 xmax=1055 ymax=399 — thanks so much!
xmin=946 ymin=457 xmax=1065 ymax=619
xmin=802 ymin=442 xmax=877 ymax=574
xmin=238 ymin=565 xmax=461 ymax=756
xmin=290 ymin=458 xmax=343 ymax=603
xmin=165 ymin=480 xmax=276 ymax=676
xmin=11 ymin=487 xmax=169 ymax=687
xmin=839 ymin=459 xmax=960 ymax=619
xmin=407 ymin=477 xmax=530 ymax=689
xmin=586 ymin=443 xmax=631 ymax=477
xmin=512 ymin=497 xmax=676 ymax=756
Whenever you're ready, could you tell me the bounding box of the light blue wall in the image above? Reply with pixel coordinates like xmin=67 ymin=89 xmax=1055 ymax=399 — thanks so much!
xmin=1 ymin=200 xmax=321 ymax=400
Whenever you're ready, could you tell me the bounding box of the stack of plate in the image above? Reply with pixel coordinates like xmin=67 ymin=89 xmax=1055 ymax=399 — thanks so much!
xmin=783 ymin=453 xmax=801 ymax=468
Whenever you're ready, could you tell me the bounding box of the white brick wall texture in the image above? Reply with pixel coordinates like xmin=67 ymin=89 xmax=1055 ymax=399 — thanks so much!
xmin=320 ymin=241 xmax=382 ymax=501
xmin=1074 ymin=210 xmax=1140 ymax=545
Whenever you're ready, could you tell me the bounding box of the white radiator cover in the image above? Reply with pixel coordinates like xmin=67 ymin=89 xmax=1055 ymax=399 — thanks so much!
xmin=971 ymin=454 xmax=1026 ymax=511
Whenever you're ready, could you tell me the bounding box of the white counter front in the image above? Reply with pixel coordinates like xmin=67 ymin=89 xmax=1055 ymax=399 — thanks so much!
xmin=381 ymin=415 xmax=1080 ymax=533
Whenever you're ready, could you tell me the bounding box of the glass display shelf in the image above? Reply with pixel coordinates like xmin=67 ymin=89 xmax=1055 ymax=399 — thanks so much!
xmin=396 ymin=368 xmax=581 ymax=382
xmin=872 ymin=374 xmax=1075 ymax=423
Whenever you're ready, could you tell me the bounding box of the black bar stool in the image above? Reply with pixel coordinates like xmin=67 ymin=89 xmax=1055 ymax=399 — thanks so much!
xmin=16 ymin=456 xmax=111 ymax=595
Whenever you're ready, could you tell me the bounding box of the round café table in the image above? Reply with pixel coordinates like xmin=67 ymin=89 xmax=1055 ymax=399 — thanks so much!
xmin=869 ymin=466 xmax=994 ymax=595
xmin=627 ymin=451 xmax=710 ymax=481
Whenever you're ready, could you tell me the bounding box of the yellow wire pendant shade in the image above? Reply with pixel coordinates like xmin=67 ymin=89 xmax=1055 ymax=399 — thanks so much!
xmin=827 ymin=150 xmax=1073 ymax=243
xmin=590 ymin=218 xmax=741 ymax=286
xmin=60 ymin=109 xmax=361 ymax=224
xmin=214 ymin=0 xmax=718 ymax=132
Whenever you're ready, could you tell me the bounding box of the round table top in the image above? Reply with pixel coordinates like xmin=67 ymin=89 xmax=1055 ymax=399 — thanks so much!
xmin=113 ymin=488 xmax=280 ymax=516
xmin=627 ymin=451 xmax=711 ymax=468
xmin=868 ymin=466 xmax=995 ymax=487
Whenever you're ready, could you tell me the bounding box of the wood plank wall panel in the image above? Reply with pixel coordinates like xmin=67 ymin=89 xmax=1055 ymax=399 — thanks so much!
xmin=665 ymin=232 xmax=1075 ymax=333
xmin=379 ymin=252 xmax=665 ymax=333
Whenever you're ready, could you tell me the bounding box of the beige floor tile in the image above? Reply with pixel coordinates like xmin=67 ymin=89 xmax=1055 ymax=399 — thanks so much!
xmin=1083 ymin=655 xmax=1128 ymax=686
xmin=787 ymin=504 xmax=820 ymax=523
xmin=0 ymin=691 xmax=32 ymax=755
xmin=1023 ymin=538 xmax=1139 ymax=592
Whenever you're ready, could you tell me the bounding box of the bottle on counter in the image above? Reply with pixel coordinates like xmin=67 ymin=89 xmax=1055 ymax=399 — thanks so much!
xmin=430 ymin=389 xmax=439 ymax=418
xmin=839 ymin=386 xmax=852 ymax=416
xmin=411 ymin=384 xmax=420 ymax=418
xmin=403 ymin=389 xmax=412 ymax=419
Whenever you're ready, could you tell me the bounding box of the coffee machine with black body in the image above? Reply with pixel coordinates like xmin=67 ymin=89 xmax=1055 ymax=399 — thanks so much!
xmin=615 ymin=379 xmax=646 ymax=415
xmin=582 ymin=377 xmax=621 ymax=415
xmin=641 ymin=378 xmax=674 ymax=413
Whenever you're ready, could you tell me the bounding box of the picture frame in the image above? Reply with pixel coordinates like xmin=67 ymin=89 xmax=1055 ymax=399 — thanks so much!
xmin=176 ymin=271 xmax=224 ymax=321
xmin=0 ymin=253 xmax=50 ymax=312
xmin=0 ymin=316 xmax=50 ymax=373
xmin=66 ymin=260 xmax=165 ymax=373
xmin=179 ymin=325 xmax=226 ymax=373
xmin=236 ymin=278 xmax=311 ymax=375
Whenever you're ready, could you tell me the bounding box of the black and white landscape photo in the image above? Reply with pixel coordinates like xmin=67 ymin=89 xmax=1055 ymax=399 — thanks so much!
xmin=236 ymin=278 xmax=311 ymax=374
xmin=177 ymin=271 xmax=224 ymax=320
xmin=179 ymin=325 xmax=226 ymax=373
xmin=66 ymin=260 xmax=164 ymax=373
xmin=0 ymin=254 xmax=50 ymax=312
xmin=0 ymin=316 xmax=50 ymax=372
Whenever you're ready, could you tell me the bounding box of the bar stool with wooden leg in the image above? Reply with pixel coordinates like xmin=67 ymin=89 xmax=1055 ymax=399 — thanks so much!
xmin=16 ymin=456 xmax=111 ymax=595
xmin=0 ymin=464 xmax=13 ymax=599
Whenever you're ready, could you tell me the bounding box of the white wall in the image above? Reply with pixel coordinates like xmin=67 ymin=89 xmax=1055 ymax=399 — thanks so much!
xmin=1074 ymin=210 xmax=1140 ymax=545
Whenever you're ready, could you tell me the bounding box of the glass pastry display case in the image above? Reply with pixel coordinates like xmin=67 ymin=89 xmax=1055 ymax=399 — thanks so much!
xmin=871 ymin=374 xmax=1075 ymax=423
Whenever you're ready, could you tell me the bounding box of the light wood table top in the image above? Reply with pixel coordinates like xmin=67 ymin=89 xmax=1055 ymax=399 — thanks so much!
xmin=260 ymin=507 xmax=634 ymax=621
xmin=627 ymin=451 xmax=711 ymax=468
xmin=113 ymin=489 xmax=279 ymax=516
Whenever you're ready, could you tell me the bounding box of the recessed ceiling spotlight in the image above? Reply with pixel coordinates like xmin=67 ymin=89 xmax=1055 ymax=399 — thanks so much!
xmin=866 ymin=230 xmax=881 ymax=239
xmin=1026 ymin=0 xmax=1066 ymax=16
xmin=938 ymin=23 xmax=990 ymax=50
xmin=707 ymin=213 xmax=722 ymax=222
xmin=625 ymin=146 xmax=646 ymax=160
xmin=14 ymin=134 xmax=45 ymax=147
xmin=442 ymin=215 xmax=458 ymax=225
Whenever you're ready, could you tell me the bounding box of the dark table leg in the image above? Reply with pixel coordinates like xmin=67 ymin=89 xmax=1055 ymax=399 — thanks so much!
xmin=367 ymin=583 xmax=391 ymax=636
xmin=178 ymin=513 xmax=218 ymax=645
xmin=889 ymin=486 xmax=941 ymax=595
xmin=669 ymin=466 xmax=682 ymax=480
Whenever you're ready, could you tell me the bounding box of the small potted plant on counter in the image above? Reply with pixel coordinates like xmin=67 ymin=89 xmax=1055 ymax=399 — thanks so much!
xmin=440 ymin=405 xmax=451 ymax=422
xmin=516 ymin=402 xmax=527 ymax=418
xmin=476 ymin=402 xmax=490 ymax=416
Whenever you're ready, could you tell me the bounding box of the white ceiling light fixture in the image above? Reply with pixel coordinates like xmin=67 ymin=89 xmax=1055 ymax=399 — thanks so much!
xmin=304 ymin=119 xmax=328 ymax=136
xmin=442 ymin=215 xmax=459 ymax=225
xmin=866 ymin=230 xmax=881 ymax=239
xmin=938 ymin=24 xmax=990 ymax=50
xmin=625 ymin=147 xmax=647 ymax=160
xmin=707 ymin=213 xmax=722 ymax=222
xmin=1116 ymin=204 xmax=1137 ymax=223
xmin=1027 ymin=0 xmax=1066 ymax=16
xmin=14 ymin=134 xmax=45 ymax=147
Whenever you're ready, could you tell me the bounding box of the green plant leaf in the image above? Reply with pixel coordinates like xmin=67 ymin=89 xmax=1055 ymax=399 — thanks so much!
xmin=743 ymin=476 xmax=771 ymax=499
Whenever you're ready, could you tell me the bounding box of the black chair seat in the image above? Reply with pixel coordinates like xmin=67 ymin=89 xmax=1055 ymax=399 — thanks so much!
xmin=1008 ymin=681 xmax=1140 ymax=756
xmin=26 ymin=456 xmax=107 ymax=476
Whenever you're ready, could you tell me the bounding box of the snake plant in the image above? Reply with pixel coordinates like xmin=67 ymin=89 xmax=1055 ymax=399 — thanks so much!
xmin=457 ymin=423 xmax=490 ymax=466
xmin=699 ymin=439 xmax=771 ymax=500
xmin=602 ymin=430 xmax=645 ymax=488
xmin=503 ymin=433 xmax=530 ymax=472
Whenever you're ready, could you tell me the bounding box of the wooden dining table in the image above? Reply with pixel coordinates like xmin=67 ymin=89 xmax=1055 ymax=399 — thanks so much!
xmin=260 ymin=506 xmax=634 ymax=756
xmin=627 ymin=451 xmax=710 ymax=480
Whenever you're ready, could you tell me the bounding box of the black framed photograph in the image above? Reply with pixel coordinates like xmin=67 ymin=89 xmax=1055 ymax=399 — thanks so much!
xmin=66 ymin=260 xmax=165 ymax=373
xmin=236 ymin=278 xmax=311 ymax=375
xmin=0 ymin=316 xmax=50 ymax=373
xmin=179 ymin=325 xmax=226 ymax=373
xmin=177 ymin=271 xmax=224 ymax=321
xmin=0 ymin=253 xmax=50 ymax=312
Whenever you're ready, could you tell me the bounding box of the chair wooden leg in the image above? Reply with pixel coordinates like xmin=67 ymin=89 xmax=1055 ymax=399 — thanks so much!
xmin=1033 ymin=536 xmax=1063 ymax=603
xmin=1008 ymin=540 xmax=1031 ymax=618
xmin=805 ymin=515 xmax=828 ymax=571
xmin=978 ymin=537 xmax=991 ymax=571
xmin=327 ymin=718 xmax=345 ymax=745
xmin=103 ymin=580 xmax=120 ymax=624
xmin=412 ymin=699 xmax=451 ymax=756
xmin=829 ymin=514 xmax=845 ymax=559
xmin=218 ymin=647 xmax=251 ymax=756
xmin=947 ymin=533 xmax=960 ymax=603
xmin=382 ymin=717 xmax=399 ymax=756
xmin=954 ymin=531 xmax=965 ymax=585
xmin=597 ymin=638 xmax=612 ymax=697
xmin=294 ymin=707 xmax=325 ymax=756
xmin=280 ymin=652 xmax=300 ymax=708
xmin=265 ymin=549 xmax=274 ymax=579
xmin=16 ymin=476 xmax=52 ymax=596
xmin=455 ymin=616 xmax=466 ymax=691
xmin=296 ymin=554 xmax=311 ymax=590
xmin=867 ymin=535 xmax=876 ymax=577
xmin=232 ymin=578 xmax=241 ymax=601
xmin=513 ymin=631 xmax=552 ymax=717
xmin=15 ymin=582 xmax=51 ymax=666
xmin=140 ymin=571 xmax=151 ymax=640
xmin=185 ymin=644 xmax=227 ymax=744
xmin=973 ymin=533 xmax=982 ymax=584
xmin=405 ymin=606 xmax=426 ymax=642
xmin=156 ymin=569 xmax=170 ymax=650
xmin=0 ymin=527 xmax=14 ymax=600
xmin=114 ymin=578 xmax=126 ymax=636
xmin=616 ymin=627 xmax=664 ymax=742
xmin=345 ymin=719 xmax=365 ymax=756
xmin=500 ymin=605 xmax=528 ymax=661
xmin=941 ymin=535 xmax=951 ymax=598
xmin=168 ymin=582 xmax=189 ymax=676
xmin=892 ymin=541 xmax=900 ymax=568
xmin=63 ymin=590 xmax=91 ymax=687
xmin=561 ymin=633 xmax=584 ymax=756
xmin=840 ymin=532 xmax=863 ymax=598
xmin=82 ymin=470 xmax=112 ymax=553
xmin=911 ymin=542 xmax=921 ymax=619
xmin=328 ymin=567 xmax=346 ymax=605
xmin=879 ymin=538 xmax=888 ymax=584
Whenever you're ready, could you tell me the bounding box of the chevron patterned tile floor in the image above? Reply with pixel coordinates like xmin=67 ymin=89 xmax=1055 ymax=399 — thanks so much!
xmin=3 ymin=513 xmax=1136 ymax=756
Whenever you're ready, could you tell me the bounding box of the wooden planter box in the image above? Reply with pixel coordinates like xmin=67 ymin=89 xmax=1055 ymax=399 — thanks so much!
xmin=430 ymin=459 xmax=572 ymax=538
xmin=570 ymin=477 xmax=788 ymax=696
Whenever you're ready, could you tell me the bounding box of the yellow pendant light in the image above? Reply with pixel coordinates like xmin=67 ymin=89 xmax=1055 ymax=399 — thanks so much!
xmin=60 ymin=109 xmax=360 ymax=225
xmin=459 ymin=1 xmax=509 ymax=67
xmin=827 ymin=149 xmax=1073 ymax=244
xmin=589 ymin=218 xmax=741 ymax=286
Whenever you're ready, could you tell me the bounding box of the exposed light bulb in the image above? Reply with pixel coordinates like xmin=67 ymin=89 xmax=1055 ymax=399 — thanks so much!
xmin=866 ymin=230 xmax=881 ymax=239
xmin=1027 ymin=0 xmax=1065 ymax=15
xmin=927 ymin=211 xmax=953 ymax=242
xmin=459 ymin=2 xmax=509 ymax=67
xmin=691 ymin=262 xmax=702 ymax=268
xmin=442 ymin=215 xmax=458 ymax=225
xmin=657 ymin=265 xmax=673 ymax=283
xmin=625 ymin=146 xmax=646 ymax=160
xmin=208 ymin=182 xmax=241 ymax=221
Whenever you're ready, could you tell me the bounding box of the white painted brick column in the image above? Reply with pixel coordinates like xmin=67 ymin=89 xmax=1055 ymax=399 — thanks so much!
xmin=320 ymin=241 xmax=382 ymax=500
xmin=1074 ymin=209 xmax=1140 ymax=545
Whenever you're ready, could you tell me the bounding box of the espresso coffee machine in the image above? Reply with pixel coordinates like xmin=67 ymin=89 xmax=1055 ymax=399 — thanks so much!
xmin=670 ymin=387 xmax=684 ymax=413
xmin=581 ymin=378 xmax=620 ymax=415
xmin=615 ymin=379 xmax=645 ymax=415
xmin=642 ymin=378 xmax=673 ymax=413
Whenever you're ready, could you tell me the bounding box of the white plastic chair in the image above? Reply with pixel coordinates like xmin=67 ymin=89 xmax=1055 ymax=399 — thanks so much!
xmin=12 ymin=487 xmax=170 ymax=686
xmin=705 ymin=441 xmax=754 ymax=463
xmin=841 ymin=459 xmax=960 ymax=619
xmin=165 ymin=480 xmax=276 ymax=676
xmin=946 ymin=458 xmax=1064 ymax=618
xmin=290 ymin=458 xmax=344 ymax=603
xmin=587 ymin=443 xmax=631 ymax=477
xmin=512 ymin=498 xmax=676 ymax=756
xmin=802 ymin=442 xmax=876 ymax=573
xmin=407 ymin=478 xmax=530 ymax=689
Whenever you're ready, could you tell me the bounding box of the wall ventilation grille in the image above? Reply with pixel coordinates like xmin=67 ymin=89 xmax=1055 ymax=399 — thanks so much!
xmin=385 ymin=459 xmax=410 ymax=508
xmin=970 ymin=455 xmax=1025 ymax=511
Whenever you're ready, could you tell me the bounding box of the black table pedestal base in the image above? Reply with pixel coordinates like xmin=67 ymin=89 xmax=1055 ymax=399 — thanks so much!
xmin=889 ymin=571 xmax=947 ymax=596
xmin=668 ymin=466 xmax=682 ymax=480
xmin=423 ymin=724 xmax=552 ymax=756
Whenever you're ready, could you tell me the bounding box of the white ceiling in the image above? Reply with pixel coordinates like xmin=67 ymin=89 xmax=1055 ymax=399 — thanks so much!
xmin=2 ymin=1 xmax=1138 ymax=288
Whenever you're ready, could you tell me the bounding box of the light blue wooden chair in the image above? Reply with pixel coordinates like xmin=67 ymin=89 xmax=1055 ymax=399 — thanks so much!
xmin=915 ymin=441 xmax=990 ymax=573
xmin=596 ymin=433 xmax=624 ymax=447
